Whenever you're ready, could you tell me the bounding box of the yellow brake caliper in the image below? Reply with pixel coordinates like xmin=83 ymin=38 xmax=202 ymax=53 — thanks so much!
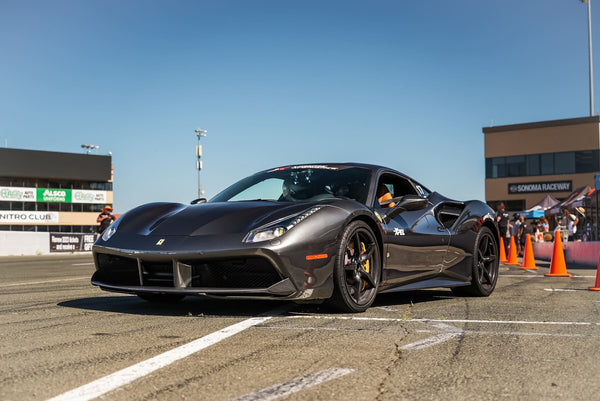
xmin=361 ymin=242 xmax=370 ymax=290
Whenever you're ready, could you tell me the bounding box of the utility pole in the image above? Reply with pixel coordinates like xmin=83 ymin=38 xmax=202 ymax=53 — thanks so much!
xmin=582 ymin=0 xmax=595 ymax=116
xmin=194 ymin=129 xmax=207 ymax=198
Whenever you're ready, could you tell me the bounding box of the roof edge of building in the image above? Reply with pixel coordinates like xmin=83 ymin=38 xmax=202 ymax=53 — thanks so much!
xmin=482 ymin=115 xmax=600 ymax=134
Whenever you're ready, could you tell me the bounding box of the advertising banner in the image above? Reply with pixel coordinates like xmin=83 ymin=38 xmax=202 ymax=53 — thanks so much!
xmin=0 ymin=187 xmax=107 ymax=204
xmin=0 ymin=187 xmax=36 ymax=202
xmin=49 ymin=232 xmax=96 ymax=252
xmin=0 ymin=211 xmax=59 ymax=224
xmin=37 ymin=188 xmax=71 ymax=203
xmin=72 ymin=190 xmax=107 ymax=204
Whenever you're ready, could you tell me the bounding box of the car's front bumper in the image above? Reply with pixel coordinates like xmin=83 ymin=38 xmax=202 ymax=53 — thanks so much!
xmin=91 ymin=234 xmax=338 ymax=302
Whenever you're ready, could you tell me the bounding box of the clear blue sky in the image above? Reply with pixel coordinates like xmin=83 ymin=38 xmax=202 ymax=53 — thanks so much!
xmin=0 ymin=0 xmax=595 ymax=212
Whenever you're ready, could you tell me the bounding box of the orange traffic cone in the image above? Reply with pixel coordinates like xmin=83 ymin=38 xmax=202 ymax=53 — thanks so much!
xmin=545 ymin=230 xmax=572 ymax=277
xmin=505 ymin=236 xmax=520 ymax=266
xmin=520 ymin=234 xmax=538 ymax=270
xmin=589 ymin=256 xmax=600 ymax=291
xmin=499 ymin=237 xmax=507 ymax=263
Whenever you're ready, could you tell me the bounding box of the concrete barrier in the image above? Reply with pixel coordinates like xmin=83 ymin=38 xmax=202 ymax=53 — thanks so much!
xmin=0 ymin=232 xmax=94 ymax=256
xmin=533 ymin=241 xmax=600 ymax=267
xmin=0 ymin=232 xmax=51 ymax=256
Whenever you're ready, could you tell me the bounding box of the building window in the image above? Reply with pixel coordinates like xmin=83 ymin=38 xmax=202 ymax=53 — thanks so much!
xmin=555 ymin=152 xmax=575 ymax=174
xmin=506 ymin=156 xmax=525 ymax=177
xmin=540 ymin=153 xmax=554 ymax=175
xmin=526 ymin=154 xmax=540 ymax=176
xmin=486 ymin=150 xmax=599 ymax=178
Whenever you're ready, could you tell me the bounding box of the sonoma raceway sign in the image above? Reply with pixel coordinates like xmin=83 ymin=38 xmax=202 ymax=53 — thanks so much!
xmin=508 ymin=181 xmax=572 ymax=194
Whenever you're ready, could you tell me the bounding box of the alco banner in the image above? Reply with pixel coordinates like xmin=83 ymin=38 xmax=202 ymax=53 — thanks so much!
xmin=0 ymin=187 xmax=107 ymax=204
xmin=37 ymin=188 xmax=71 ymax=202
xmin=49 ymin=233 xmax=97 ymax=252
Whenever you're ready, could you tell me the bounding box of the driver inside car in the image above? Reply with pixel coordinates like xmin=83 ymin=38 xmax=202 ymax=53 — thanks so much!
xmin=377 ymin=183 xmax=395 ymax=208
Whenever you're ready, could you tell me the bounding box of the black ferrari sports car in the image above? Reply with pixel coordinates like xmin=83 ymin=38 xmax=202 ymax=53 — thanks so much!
xmin=92 ymin=163 xmax=499 ymax=312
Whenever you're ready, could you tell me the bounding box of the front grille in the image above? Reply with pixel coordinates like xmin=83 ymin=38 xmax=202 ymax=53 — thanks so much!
xmin=185 ymin=257 xmax=282 ymax=289
xmin=94 ymin=253 xmax=140 ymax=286
xmin=141 ymin=261 xmax=174 ymax=287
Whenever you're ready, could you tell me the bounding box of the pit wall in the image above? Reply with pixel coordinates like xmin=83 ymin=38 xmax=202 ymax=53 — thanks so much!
xmin=0 ymin=232 xmax=95 ymax=256
xmin=1 ymin=232 xmax=599 ymax=266
xmin=532 ymin=241 xmax=600 ymax=267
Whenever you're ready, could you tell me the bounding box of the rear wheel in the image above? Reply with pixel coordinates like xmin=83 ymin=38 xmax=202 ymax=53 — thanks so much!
xmin=328 ymin=221 xmax=381 ymax=312
xmin=137 ymin=293 xmax=185 ymax=303
xmin=452 ymin=226 xmax=498 ymax=297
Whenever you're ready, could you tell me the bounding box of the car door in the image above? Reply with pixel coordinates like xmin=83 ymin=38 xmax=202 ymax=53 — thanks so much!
xmin=375 ymin=173 xmax=450 ymax=288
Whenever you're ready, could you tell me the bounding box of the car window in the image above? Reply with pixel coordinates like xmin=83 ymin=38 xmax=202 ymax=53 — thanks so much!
xmin=375 ymin=173 xmax=419 ymax=208
xmin=228 ymin=178 xmax=284 ymax=201
xmin=210 ymin=166 xmax=372 ymax=204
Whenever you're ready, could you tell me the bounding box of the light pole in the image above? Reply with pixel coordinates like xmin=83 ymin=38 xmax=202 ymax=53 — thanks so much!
xmin=194 ymin=129 xmax=207 ymax=198
xmin=582 ymin=0 xmax=595 ymax=116
xmin=81 ymin=144 xmax=99 ymax=154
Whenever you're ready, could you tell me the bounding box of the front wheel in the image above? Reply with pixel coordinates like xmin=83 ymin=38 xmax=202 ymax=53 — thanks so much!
xmin=327 ymin=221 xmax=381 ymax=312
xmin=452 ymin=226 xmax=499 ymax=297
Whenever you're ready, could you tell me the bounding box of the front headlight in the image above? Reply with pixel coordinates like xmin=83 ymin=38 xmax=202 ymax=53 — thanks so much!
xmin=101 ymin=218 xmax=121 ymax=241
xmin=244 ymin=207 xmax=321 ymax=243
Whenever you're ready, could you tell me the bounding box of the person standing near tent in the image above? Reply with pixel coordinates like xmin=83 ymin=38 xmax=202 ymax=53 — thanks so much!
xmin=511 ymin=214 xmax=522 ymax=255
xmin=517 ymin=215 xmax=528 ymax=256
xmin=562 ymin=208 xmax=579 ymax=242
xmin=495 ymin=202 xmax=509 ymax=254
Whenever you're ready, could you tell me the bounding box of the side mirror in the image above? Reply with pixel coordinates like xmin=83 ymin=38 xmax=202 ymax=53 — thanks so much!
xmin=382 ymin=195 xmax=428 ymax=222
xmin=191 ymin=198 xmax=207 ymax=204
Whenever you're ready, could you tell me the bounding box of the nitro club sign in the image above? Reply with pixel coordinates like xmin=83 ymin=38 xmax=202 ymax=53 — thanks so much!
xmin=0 ymin=211 xmax=59 ymax=223
xmin=508 ymin=181 xmax=572 ymax=194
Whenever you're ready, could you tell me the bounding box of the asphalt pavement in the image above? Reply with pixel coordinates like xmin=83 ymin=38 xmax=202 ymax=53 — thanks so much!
xmin=1 ymin=254 xmax=599 ymax=401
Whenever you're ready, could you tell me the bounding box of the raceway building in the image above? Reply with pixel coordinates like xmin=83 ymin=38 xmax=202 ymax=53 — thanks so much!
xmin=483 ymin=116 xmax=600 ymax=211
xmin=0 ymin=148 xmax=113 ymax=234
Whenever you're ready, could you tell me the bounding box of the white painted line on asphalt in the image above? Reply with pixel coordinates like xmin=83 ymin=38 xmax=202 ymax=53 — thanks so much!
xmin=464 ymin=330 xmax=600 ymax=338
xmin=400 ymin=321 xmax=462 ymax=351
xmin=46 ymin=311 xmax=283 ymax=401
xmin=544 ymin=288 xmax=577 ymax=292
xmin=227 ymin=367 xmax=354 ymax=401
xmin=285 ymin=315 xmax=600 ymax=326
xmin=1 ymin=277 xmax=89 ymax=287
xmin=412 ymin=317 xmax=600 ymax=326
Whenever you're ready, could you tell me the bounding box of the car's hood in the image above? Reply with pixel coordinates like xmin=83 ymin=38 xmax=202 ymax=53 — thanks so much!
xmin=146 ymin=201 xmax=319 ymax=237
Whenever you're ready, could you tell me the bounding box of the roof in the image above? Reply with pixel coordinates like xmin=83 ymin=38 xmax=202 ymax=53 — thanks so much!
xmin=482 ymin=116 xmax=600 ymax=134
xmin=0 ymin=148 xmax=112 ymax=181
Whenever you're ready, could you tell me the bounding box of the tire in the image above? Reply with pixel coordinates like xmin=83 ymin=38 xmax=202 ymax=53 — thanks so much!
xmin=137 ymin=293 xmax=186 ymax=303
xmin=327 ymin=221 xmax=381 ymax=312
xmin=452 ymin=226 xmax=499 ymax=297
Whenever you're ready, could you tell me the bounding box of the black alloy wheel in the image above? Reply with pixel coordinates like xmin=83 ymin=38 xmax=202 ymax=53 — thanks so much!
xmin=452 ymin=226 xmax=499 ymax=297
xmin=328 ymin=221 xmax=381 ymax=312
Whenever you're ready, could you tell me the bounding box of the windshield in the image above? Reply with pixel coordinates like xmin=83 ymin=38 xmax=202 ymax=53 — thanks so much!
xmin=210 ymin=166 xmax=372 ymax=204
